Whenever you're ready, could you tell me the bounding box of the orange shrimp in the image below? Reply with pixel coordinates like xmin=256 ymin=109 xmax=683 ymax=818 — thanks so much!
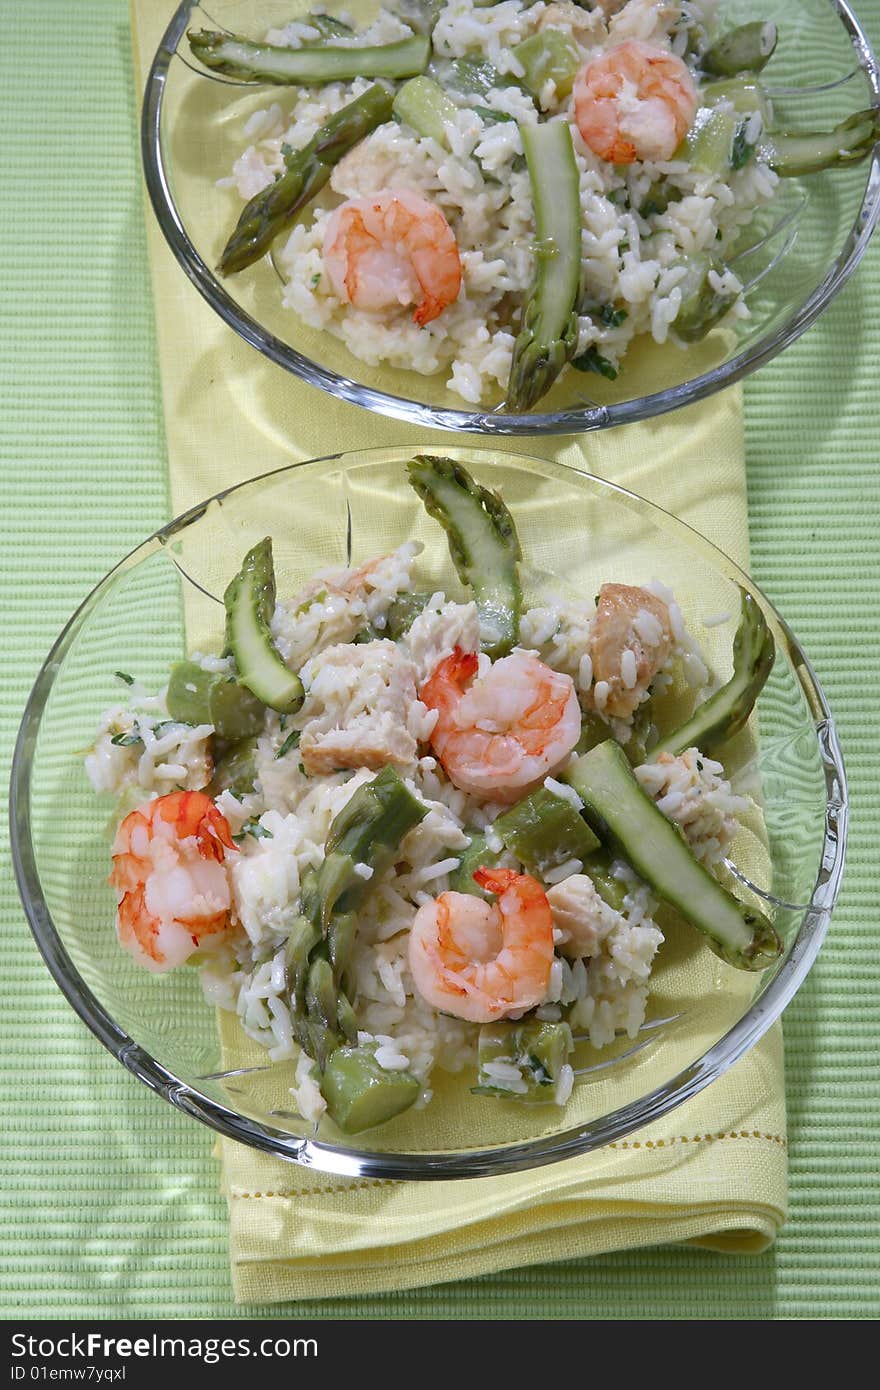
xmin=322 ymin=189 xmax=462 ymax=326
xmin=110 ymin=791 xmax=237 ymax=974
xmin=573 ymin=40 xmax=698 ymax=164
xmin=408 ymin=867 xmax=555 ymax=1022
xmin=420 ymin=647 xmax=581 ymax=804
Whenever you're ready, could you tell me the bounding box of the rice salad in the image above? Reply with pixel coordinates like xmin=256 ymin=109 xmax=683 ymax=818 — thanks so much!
xmin=212 ymin=0 xmax=778 ymax=406
xmin=86 ymin=456 xmax=781 ymax=1135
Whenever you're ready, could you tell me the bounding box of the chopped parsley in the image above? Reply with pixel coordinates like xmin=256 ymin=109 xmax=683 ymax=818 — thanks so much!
xmin=572 ymin=346 xmax=619 ymax=380
xmin=114 ymin=671 xmax=135 ymax=686
xmin=275 ymin=729 xmax=301 ymax=761
xmin=233 ymin=819 xmax=274 ymax=843
xmin=110 ymin=731 xmax=143 ymax=748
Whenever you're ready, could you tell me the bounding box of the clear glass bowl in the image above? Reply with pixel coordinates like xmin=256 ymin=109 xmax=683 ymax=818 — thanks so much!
xmin=141 ymin=0 xmax=880 ymax=434
xmin=10 ymin=448 xmax=846 ymax=1177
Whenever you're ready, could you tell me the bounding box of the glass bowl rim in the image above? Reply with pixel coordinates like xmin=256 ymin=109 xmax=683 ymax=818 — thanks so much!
xmin=140 ymin=0 xmax=880 ymax=436
xmin=10 ymin=446 xmax=848 ymax=1178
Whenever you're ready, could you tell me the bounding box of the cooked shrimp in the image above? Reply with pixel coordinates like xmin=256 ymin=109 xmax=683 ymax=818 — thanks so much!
xmin=420 ymin=647 xmax=581 ymax=803
xmin=322 ymin=189 xmax=462 ymax=326
xmin=110 ymin=791 xmax=237 ymax=974
xmin=590 ymin=582 xmax=672 ymax=718
xmin=573 ymin=40 xmax=698 ymax=164
xmin=408 ymin=867 xmax=554 ymax=1022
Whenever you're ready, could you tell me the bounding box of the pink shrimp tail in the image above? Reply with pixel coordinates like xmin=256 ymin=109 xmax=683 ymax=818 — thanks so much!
xmin=472 ymin=866 xmax=519 ymax=895
xmin=156 ymin=790 xmax=237 ymax=860
xmin=420 ymin=646 xmax=478 ymax=707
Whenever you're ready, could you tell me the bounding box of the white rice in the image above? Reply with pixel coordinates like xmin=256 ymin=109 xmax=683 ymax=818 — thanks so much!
xmin=219 ymin=0 xmax=778 ymax=404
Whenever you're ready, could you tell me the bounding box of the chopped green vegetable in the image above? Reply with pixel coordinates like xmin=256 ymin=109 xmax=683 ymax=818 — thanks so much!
xmin=506 ymin=120 xmax=581 ymax=412
xmin=702 ymin=21 xmax=778 ymax=77
xmin=305 ymin=13 xmax=355 ymax=40
xmin=114 ymin=671 xmax=135 ymax=686
xmin=306 ymin=765 xmax=428 ymax=931
xmin=187 ymin=29 xmax=430 ymax=84
xmin=393 ymin=75 xmax=457 ymax=146
xmin=218 ymin=84 xmax=395 ymax=274
xmin=450 ymin=833 xmax=500 ymax=898
xmin=571 ymin=345 xmax=619 ymax=380
xmin=406 ymin=455 xmax=522 ymax=659
xmin=672 ymin=253 xmax=738 ymax=343
xmin=493 ymin=787 xmax=600 ymax=880
xmin=321 ymin=1045 xmax=420 ymax=1133
xmin=223 ymin=538 xmax=304 ymax=714
xmin=762 ymin=109 xmax=880 ymax=178
xmin=166 ymin=660 xmax=265 ymax=740
xmin=384 ymin=590 xmax=433 ymax=641
xmin=210 ymin=735 xmax=259 ymax=799
xmin=564 ymin=740 xmax=782 ymax=971
xmin=232 ymin=817 xmax=273 ymax=843
xmin=475 ymin=1020 xmax=573 ymax=1100
xmin=651 ymin=588 xmax=774 ymax=758
xmin=512 ymin=30 xmax=579 ymax=99
xmin=109 ymin=731 xmax=143 ymax=748
xmin=275 ymin=728 xmax=301 ymax=760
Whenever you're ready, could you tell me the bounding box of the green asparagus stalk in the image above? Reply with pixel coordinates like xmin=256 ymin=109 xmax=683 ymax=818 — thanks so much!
xmin=165 ymin=660 xmax=265 ymax=740
xmin=406 ymin=455 xmax=522 ymax=659
xmin=512 ymin=30 xmax=580 ymax=100
xmin=493 ymin=787 xmax=600 ymax=880
xmin=474 ymin=1020 xmax=573 ymax=1100
xmin=506 ymin=120 xmax=582 ymax=412
xmin=393 ymin=75 xmax=458 ymax=146
xmin=672 ymin=253 xmax=739 ymax=343
xmin=650 ymin=588 xmax=774 ymax=759
xmin=223 ymin=538 xmax=304 ymax=713
xmin=451 ymin=832 xmax=499 ymax=898
xmin=321 ymin=1044 xmax=420 ymax=1133
xmin=702 ymin=21 xmax=778 ymax=77
xmin=762 ymin=108 xmax=880 ymax=177
xmin=564 ymin=740 xmax=782 ymax=971
xmin=187 ymin=29 xmax=430 ymax=84
xmin=384 ymin=590 xmax=433 ymax=640
xmin=219 ymin=83 xmax=394 ymax=274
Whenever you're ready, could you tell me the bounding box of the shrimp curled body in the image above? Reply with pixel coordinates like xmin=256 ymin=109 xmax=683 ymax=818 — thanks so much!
xmin=420 ymin=647 xmax=581 ymax=804
xmin=322 ymin=188 xmax=462 ymax=326
xmin=110 ymin=791 xmax=236 ymax=974
xmin=408 ymin=868 xmax=555 ymax=1022
xmin=573 ymin=40 xmax=698 ymax=165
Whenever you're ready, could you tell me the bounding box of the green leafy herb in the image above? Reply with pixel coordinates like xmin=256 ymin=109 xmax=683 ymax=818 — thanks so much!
xmin=572 ymin=346 xmax=619 ymax=380
xmin=114 ymin=671 xmax=135 ymax=685
xmin=110 ymin=732 xmax=143 ymax=748
xmin=276 ymin=728 xmax=301 ymax=760
xmin=599 ymin=304 xmax=628 ymax=328
xmin=233 ymin=818 xmax=274 ymax=843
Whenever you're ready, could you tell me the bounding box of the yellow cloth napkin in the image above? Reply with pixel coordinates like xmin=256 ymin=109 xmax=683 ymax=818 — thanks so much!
xmin=131 ymin=0 xmax=786 ymax=1303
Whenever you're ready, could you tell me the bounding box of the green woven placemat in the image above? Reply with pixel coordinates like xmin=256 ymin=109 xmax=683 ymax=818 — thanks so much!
xmin=1 ymin=0 xmax=878 ymax=1319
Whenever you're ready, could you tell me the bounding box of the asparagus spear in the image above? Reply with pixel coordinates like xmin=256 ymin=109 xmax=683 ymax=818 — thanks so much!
xmin=406 ymin=455 xmax=522 ymax=659
xmin=218 ymin=83 xmax=394 ymax=274
xmin=493 ymin=787 xmax=600 ymax=880
xmin=506 ymin=120 xmax=582 ymax=412
xmin=187 ymin=29 xmax=430 ymax=84
xmin=650 ymin=588 xmax=774 ymax=759
xmin=702 ymin=21 xmax=778 ymax=77
xmin=762 ymin=109 xmax=880 ymax=177
xmin=512 ymin=30 xmax=580 ymax=100
xmin=312 ymin=764 xmax=428 ymax=929
xmin=165 ymin=659 xmax=265 ymax=740
xmin=322 ymin=1044 xmax=420 ymax=1132
xmin=672 ymin=253 xmax=739 ymax=343
xmin=223 ymin=538 xmax=304 ymax=713
xmin=474 ymin=1020 xmax=573 ymax=1100
xmin=564 ymin=740 xmax=782 ymax=971
xmin=384 ymin=590 xmax=433 ymax=640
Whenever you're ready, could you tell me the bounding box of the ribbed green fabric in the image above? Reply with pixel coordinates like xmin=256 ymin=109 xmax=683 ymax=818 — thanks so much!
xmin=1 ymin=0 xmax=878 ymax=1319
